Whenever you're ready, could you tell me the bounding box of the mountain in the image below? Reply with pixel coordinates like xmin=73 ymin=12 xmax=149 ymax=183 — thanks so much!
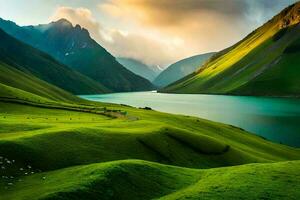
xmin=161 ymin=2 xmax=300 ymax=97
xmin=0 ymin=28 xmax=108 ymax=96
xmin=0 ymin=18 xmax=154 ymax=92
xmin=1 ymin=24 xmax=300 ymax=198
xmin=154 ymin=53 xmax=215 ymax=87
xmin=116 ymin=57 xmax=161 ymax=81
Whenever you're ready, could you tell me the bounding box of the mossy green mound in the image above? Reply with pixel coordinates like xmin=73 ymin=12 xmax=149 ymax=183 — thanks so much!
xmin=0 ymin=95 xmax=299 ymax=199
xmin=1 ymin=160 xmax=299 ymax=200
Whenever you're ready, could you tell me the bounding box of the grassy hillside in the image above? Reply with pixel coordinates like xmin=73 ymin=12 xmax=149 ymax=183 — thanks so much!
xmin=1 ymin=100 xmax=299 ymax=171
xmin=0 ymin=61 xmax=81 ymax=102
xmin=162 ymin=3 xmax=300 ymax=97
xmin=0 ymin=81 xmax=299 ymax=199
xmin=0 ymin=18 xmax=155 ymax=92
xmin=0 ymin=28 xmax=109 ymax=95
xmin=154 ymin=53 xmax=215 ymax=87
xmin=1 ymin=159 xmax=299 ymax=200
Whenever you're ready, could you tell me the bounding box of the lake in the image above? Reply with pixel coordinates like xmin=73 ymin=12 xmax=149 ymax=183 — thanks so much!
xmin=81 ymin=91 xmax=300 ymax=147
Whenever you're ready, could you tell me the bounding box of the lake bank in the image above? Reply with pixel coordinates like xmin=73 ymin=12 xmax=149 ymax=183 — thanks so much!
xmin=81 ymin=91 xmax=300 ymax=147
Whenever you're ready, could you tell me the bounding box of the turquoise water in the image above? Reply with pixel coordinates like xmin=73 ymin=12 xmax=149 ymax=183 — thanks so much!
xmin=81 ymin=92 xmax=300 ymax=147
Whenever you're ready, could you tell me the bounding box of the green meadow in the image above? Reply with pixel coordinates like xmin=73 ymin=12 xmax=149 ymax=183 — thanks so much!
xmin=0 ymin=84 xmax=299 ymax=199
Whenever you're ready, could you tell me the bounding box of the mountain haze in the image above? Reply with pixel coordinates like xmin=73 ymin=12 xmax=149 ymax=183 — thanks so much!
xmin=154 ymin=53 xmax=215 ymax=87
xmin=116 ymin=57 xmax=161 ymax=82
xmin=162 ymin=2 xmax=300 ymax=97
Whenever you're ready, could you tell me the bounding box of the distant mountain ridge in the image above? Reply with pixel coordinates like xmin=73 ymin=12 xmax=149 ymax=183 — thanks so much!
xmin=161 ymin=2 xmax=300 ymax=97
xmin=0 ymin=18 xmax=154 ymax=92
xmin=116 ymin=57 xmax=161 ymax=81
xmin=154 ymin=53 xmax=215 ymax=87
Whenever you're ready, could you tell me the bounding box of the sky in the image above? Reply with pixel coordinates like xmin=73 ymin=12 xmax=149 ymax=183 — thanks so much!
xmin=0 ymin=0 xmax=297 ymax=68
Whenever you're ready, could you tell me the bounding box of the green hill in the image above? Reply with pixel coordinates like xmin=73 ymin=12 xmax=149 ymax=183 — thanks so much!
xmin=1 ymin=99 xmax=299 ymax=171
xmin=1 ymin=160 xmax=299 ymax=200
xmin=154 ymin=53 xmax=215 ymax=87
xmin=161 ymin=3 xmax=300 ymax=97
xmin=0 ymin=85 xmax=299 ymax=199
xmin=0 ymin=18 xmax=155 ymax=92
xmin=0 ymin=66 xmax=77 ymax=103
xmin=0 ymin=28 xmax=109 ymax=95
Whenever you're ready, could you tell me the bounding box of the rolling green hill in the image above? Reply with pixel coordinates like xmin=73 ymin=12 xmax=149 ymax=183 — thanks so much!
xmin=0 ymin=28 xmax=109 ymax=95
xmin=1 ymin=160 xmax=299 ymax=200
xmin=0 ymin=82 xmax=299 ymax=199
xmin=154 ymin=53 xmax=215 ymax=87
xmin=0 ymin=51 xmax=299 ymax=199
xmin=0 ymin=18 xmax=155 ymax=92
xmin=161 ymin=3 xmax=300 ymax=97
xmin=0 ymin=63 xmax=78 ymax=103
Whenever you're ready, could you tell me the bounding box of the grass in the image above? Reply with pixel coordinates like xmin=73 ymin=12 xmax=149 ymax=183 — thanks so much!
xmin=0 ymin=62 xmax=79 ymax=103
xmin=0 ymin=92 xmax=299 ymax=199
xmin=1 ymin=160 xmax=299 ymax=200
xmin=0 ymin=100 xmax=299 ymax=171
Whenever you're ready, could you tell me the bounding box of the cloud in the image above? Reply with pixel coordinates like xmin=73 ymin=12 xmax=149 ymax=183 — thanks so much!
xmin=100 ymin=0 xmax=297 ymax=28
xmin=98 ymin=0 xmax=297 ymax=65
xmin=50 ymin=7 xmax=101 ymax=39
xmin=100 ymin=0 xmax=248 ymax=27
xmin=50 ymin=1 xmax=297 ymax=67
xmin=100 ymin=0 xmax=252 ymax=59
xmin=102 ymin=29 xmax=188 ymax=66
xmin=50 ymin=6 xmax=183 ymax=67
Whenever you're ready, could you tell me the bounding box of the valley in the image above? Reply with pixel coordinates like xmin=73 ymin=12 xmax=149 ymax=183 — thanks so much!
xmin=0 ymin=1 xmax=300 ymax=200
